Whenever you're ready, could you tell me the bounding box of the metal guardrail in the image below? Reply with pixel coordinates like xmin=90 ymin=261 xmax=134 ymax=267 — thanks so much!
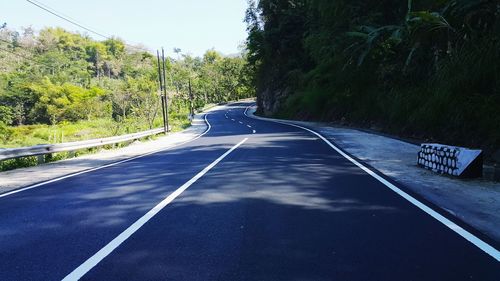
xmin=0 ymin=127 xmax=165 ymax=161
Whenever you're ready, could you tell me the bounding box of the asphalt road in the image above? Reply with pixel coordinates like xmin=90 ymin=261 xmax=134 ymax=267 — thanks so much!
xmin=0 ymin=102 xmax=498 ymax=281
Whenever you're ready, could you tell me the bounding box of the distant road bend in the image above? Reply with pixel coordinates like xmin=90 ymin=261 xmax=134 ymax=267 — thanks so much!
xmin=0 ymin=102 xmax=498 ymax=280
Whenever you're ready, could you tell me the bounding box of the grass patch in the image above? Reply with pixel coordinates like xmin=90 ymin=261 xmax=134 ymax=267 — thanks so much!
xmin=0 ymin=106 xmax=196 ymax=171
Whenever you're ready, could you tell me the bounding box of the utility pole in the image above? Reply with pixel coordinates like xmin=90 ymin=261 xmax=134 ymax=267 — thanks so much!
xmin=161 ymin=48 xmax=169 ymax=132
xmin=189 ymin=78 xmax=194 ymax=118
xmin=156 ymin=50 xmax=167 ymax=134
xmin=96 ymin=51 xmax=100 ymax=81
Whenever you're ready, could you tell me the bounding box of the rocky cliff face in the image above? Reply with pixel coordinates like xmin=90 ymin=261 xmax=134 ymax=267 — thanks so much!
xmin=257 ymin=87 xmax=291 ymax=116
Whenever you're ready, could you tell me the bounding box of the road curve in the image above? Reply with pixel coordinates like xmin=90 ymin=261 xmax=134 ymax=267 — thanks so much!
xmin=0 ymin=102 xmax=498 ymax=280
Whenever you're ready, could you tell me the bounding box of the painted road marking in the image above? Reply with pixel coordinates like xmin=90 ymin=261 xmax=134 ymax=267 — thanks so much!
xmin=244 ymin=105 xmax=500 ymax=262
xmin=231 ymin=119 xmax=235 ymax=121
xmin=252 ymin=130 xmax=256 ymax=134
xmin=246 ymin=125 xmax=252 ymax=128
xmin=62 ymin=137 xmax=249 ymax=281
xmin=239 ymin=121 xmax=243 ymax=124
xmin=0 ymin=115 xmax=213 ymax=199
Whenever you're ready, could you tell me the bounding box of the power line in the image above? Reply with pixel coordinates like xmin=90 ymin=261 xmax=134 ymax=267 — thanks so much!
xmin=0 ymin=38 xmax=42 ymax=62
xmin=0 ymin=38 xmax=33 ymax=60
xmin=0 ymin=45 xmax=107 ymax=75
xmin=26 ymin=0 xmax=109 ymax=39
xmin=25 ymin=0 xmax=149 ymax=52
xmin=0 ymin=46 xmax=61 ymax=70
xmin=0 ymin=41 xmax=74 ymax=69
xmin=0 ymin=38 xmax=14 ymax=45
xmin=0 ymin=46 xmax=32 ymax=61
xmin=29 ymin=0 xmax=110 ymax=38
xmin=0 ymin=38 xmax=32 ymax=50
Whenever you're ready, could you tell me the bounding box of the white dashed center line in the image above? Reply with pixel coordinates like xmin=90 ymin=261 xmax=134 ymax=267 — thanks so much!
xmin=247 ymin=125 xmax=252 ymax=128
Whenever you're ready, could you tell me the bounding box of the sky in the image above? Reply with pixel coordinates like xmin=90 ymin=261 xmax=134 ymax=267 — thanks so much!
xmin=1 ymin=0 xmax=249 ymax=57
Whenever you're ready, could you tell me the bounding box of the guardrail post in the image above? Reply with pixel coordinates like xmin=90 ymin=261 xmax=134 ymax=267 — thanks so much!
xmin=37 ymin=155 xmax=45 ymax=164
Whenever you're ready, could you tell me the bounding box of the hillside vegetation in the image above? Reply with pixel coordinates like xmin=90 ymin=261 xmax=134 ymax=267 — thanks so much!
xmin=0 ymin=26 xmax=254 ymax=148
xmin=245 ymin=0 xmax=500 ymax=157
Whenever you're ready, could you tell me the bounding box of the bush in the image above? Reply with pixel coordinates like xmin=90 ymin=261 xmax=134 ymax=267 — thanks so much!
xmin=0 ymin=121 xmax=13 ymax=144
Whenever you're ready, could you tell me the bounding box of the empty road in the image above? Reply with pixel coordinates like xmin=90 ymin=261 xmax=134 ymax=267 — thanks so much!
xmin=0 ymin=102 xmax=498 ymax=280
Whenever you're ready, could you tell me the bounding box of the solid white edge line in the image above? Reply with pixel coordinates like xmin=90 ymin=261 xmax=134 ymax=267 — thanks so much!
xmin=0 ymin=114 xmax=213 ymax=199
xmin=62 ymin=137 xmax=249 ymax=281
xmin=244 ymin=105 xmax=500 ymax=262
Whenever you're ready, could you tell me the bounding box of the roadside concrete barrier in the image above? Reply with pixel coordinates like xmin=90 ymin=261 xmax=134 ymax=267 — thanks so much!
xmin=417 ymin=143 xmax=483 ymax=178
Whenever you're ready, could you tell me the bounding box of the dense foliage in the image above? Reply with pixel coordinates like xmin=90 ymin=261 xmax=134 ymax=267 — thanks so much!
xmin=0 ymin=26 xmax=254 ymax=147
xmin=245 ymin=0 xmax=500 ymax=154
